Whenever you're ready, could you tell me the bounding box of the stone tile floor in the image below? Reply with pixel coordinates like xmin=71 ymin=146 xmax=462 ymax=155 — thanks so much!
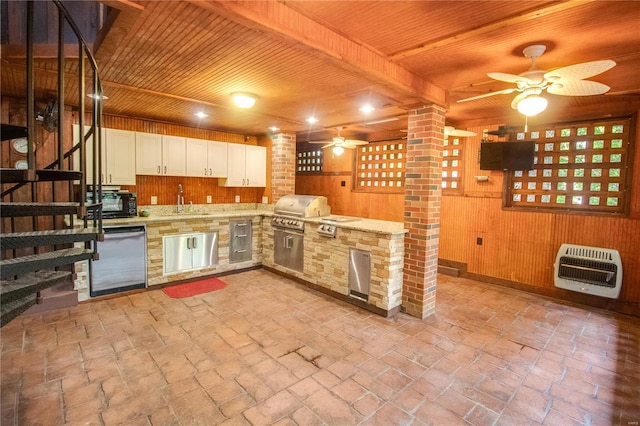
xmin=1 ymin=269 xmax=639 ymax=425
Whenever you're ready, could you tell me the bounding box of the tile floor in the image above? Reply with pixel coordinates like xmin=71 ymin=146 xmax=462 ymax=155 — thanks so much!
xmin=1 ymin=270 xmax=639 ymax=425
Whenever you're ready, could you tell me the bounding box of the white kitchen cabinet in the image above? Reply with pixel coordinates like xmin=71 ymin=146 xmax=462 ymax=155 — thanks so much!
xmin=163 ymin=232 xmax=218 ymax=274
xmin=135 ymin=133 xmax=186 ymax=176
xmin=73 ymin=125 xmax=136 ymax=185
xmin=185 ymin=138 xmax=228 ymax=178
xmin=221 ymin=144 xmax=266 ymax=187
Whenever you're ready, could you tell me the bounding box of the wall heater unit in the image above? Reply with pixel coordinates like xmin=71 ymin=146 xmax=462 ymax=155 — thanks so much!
xmin=554 ymin=244 xmax=623 ymax=299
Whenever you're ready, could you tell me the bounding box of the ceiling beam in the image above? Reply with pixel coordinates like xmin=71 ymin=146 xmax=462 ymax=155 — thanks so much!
xmin=189 ymin=0 xmax=447 ymax=108
xmin=390 ymin=0 xmax=597 ymax=61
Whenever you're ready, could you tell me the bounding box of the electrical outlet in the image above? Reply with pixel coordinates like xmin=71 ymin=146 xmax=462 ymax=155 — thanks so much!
xmin=235 ymin=195 xmax=240 ymax=203
xmin=477 ymin=237 xmax=483 ymax=246
xmin=341 ymin=181 xmax=346 ymax=187
xmin=206 ymin=195 xmax=212 ymax=204
xmin=262 ymin=196 xmax=268 ymax=204
xmin=150 ymin=196 xmax=157 ymax=205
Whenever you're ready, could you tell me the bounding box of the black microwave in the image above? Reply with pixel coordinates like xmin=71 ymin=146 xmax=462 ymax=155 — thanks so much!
xmin=86 ymin=191 xmax=137 ymax=219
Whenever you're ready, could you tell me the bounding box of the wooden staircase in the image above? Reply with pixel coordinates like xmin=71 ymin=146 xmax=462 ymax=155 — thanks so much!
xmin=1 ymin=0 xmax=105 ymax=327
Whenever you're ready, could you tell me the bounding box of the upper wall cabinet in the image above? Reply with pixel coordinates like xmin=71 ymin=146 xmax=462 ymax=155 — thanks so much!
xmin=73 ymin=125 xmax=136 ymax=185
xmin=185 ymin=138 xmax=228 ymax=178
xmin=135 ymin=133 xmax=186 ymax=176
xmin=221 ymin=144 xmax=266 ymax=187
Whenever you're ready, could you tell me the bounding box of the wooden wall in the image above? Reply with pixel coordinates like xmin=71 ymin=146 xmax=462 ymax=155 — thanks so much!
xmin=295 ymin=143 xmax=405 ymax=220
xmin=295 ymin=112 xmax=640 ymax=315
xmin=438 ymin=119 xmax=640 ymax=314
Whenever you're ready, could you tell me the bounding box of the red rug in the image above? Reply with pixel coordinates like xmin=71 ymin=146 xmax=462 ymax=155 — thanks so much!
xmin=162 ymin=277 xmax=227 ymax=298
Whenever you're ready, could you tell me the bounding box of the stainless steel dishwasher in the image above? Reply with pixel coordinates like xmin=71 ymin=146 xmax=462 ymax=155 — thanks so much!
xmin=90 ymin=225 xmax=147 ymax=297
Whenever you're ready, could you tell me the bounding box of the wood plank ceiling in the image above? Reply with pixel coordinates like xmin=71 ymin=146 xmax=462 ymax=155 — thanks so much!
xmin=2 ymin=0 xmax=640 ymax=142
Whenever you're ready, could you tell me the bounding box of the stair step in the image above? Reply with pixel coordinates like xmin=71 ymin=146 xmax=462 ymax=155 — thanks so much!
xmin=1 ymin=293 xmax=37 ymax=327
xmin=23 ymin=280 xmax=78 ymax=317
xmin=1 ymin=123 xmax=28 ymax=141
xmin=0 ymin=168 xmax=83 ymax=184
xmin=0 ymin=202 xmax=80 ymax=218
xmin=0 ymin=248 xmax=94 ymax=279
xmin=0 ymin=228 xmax=101 ymax=250
xmin=1 ymin=270 xmax=72 ymax=304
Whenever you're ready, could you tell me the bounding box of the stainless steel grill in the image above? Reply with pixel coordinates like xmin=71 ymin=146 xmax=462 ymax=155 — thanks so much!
xmin=271 ymin=195 xmax=330 ymax=231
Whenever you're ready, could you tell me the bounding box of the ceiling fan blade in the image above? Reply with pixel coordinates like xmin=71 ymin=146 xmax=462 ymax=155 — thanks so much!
xmin=547 ymin=79 xmax=611 ymax=96
xmin=308 ymin=140 xmax=332 ymax=144
xmin=544 ymin=60 xmax=616 ymax=81
xmin=444 ymin=126 xmax=476 ymax=137
xmin=457 ymin=87 xmax=518 ymax=103
xmin=487 ymin=72 xmax=535 ymax=84
xmin=321 ymin=143 xmax=335 ymax=149
xmin=344 ymin=139 xmax=368 ymax=146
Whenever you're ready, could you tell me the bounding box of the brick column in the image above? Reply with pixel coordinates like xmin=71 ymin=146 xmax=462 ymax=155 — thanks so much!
xmin=402 ymin=105 xmax=446 ymax=319
xmin=270 ymin=132 xmax=297 ymax=201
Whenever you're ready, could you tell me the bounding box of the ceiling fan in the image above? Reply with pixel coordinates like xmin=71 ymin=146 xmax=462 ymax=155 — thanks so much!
xmin=308 ymin=127 xmax=368 ymax=154
xmin=457 ymin=44 xmax=616 ymax=116
xmin=444 ymin=126 xmax=476 ymax=138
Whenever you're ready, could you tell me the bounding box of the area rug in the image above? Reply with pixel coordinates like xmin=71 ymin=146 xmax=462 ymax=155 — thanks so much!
xmin=162 ymin=277 xmax=227 ymax=298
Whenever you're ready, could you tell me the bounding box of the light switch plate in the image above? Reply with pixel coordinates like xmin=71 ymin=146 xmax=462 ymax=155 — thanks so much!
xmin=150 ymin=196 xmax=158 ymax=205
xmin=262 ymin=196 xmax=268 ymax=204
xmin=235 ymin=195 xmax=240 ymax=203
xmin=206 ymin=195 xmax=212 ymax=203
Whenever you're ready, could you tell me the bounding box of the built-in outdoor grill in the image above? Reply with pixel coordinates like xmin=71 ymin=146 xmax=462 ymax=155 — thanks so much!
xmin=271 ymin=195 xmax=330 ymax=272
xmin=271 ymin=195 xmax=331 ymax=231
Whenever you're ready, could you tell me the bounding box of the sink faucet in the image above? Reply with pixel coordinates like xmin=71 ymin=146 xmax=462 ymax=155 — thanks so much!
xmin=177 ymin=184 xmax=184 ymax=213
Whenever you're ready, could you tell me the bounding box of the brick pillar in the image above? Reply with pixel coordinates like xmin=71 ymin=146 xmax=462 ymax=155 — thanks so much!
xmin=402 ymin=105 xmax=446 ymax=319
xmin=270 ymin=132 xmax=297 ymax=201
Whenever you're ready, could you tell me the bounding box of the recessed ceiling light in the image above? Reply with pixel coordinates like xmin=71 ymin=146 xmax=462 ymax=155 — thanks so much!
xmin=195 ymin=111 xmax=208 ymax=119
xmin=359 ymin=104 xmax=375 ymax=114
xmin=268 ymin=126 xmax=280 ymax=132
xmin=306 ymin=117 xmax=319 ymax=124
xmin=232 ymin=93 xmax=257 ymax=108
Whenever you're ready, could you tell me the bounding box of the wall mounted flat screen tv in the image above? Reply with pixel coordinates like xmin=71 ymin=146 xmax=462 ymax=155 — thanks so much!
xmin=480 ymin=141 xmax=535 ymax=171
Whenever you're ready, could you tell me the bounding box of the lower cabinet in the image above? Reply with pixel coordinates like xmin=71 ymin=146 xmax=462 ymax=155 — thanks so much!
xmin=229 ymin=219 xmax=252 ymax=263
xmin=163 ymin=232 xmax=218 ymax=274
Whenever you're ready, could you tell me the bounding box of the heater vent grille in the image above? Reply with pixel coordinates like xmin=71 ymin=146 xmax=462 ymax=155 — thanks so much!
xmin=554 ymin=244 xmax=622 ymax=299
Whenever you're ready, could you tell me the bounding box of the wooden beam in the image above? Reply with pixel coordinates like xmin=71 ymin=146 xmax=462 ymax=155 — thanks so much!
xmin=189 ymin=0 xmax=447 ymax=108
xmin=390 ymin=0 xmax=598 ymax=61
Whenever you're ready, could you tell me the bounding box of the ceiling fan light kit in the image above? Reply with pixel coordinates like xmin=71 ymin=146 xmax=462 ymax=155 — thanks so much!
xmin=457 ymin=44 xmax=616 ymax=117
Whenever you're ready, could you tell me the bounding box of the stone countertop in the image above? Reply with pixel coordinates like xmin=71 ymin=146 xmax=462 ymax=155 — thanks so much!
xmin=305 ymin=215 xmax=407 ymax=236
xmin=72 ymin=203 xmax=406 ymax=235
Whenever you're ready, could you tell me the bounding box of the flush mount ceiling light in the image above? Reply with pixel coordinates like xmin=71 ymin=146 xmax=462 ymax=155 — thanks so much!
xmin=231 ymin=92 xmax=257 ymax=109
xmin=195 ymin=111 xmax=208 ymax=119
xmin=268 ymin=125 xmax=280 ymax=132
xmin=359 ymin=104 xmax=375 ymax=114
xmin=332 ymin=146 xmax=345 ymax=155
xmin=306 ymin=116 xmax=319 ymax=124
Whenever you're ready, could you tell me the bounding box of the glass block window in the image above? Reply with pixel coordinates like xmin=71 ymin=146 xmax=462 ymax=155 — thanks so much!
xmin=296 ymin=149 xmax=323 ymax=174
xmin=442 ymin=136 xmax=464 ymax=193
xmin=355 ymin=141 xmax=405 ymax=192
xmin=506 ymin=117 xmax=632 ymax=214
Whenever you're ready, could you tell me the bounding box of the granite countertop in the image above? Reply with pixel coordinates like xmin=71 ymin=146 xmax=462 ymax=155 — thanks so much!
xmin=305 ymin=215 xmax=407 ymax=235
xmin=71 ymin=204 xmax=406 ymax=235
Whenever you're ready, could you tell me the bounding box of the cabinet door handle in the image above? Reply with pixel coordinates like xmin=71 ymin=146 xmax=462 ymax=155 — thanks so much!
xmin=109 ymin=174 xmax=112 ymax=183
xmin=246 ymin=178 xmax=249 ymax=186
xmin=235 ymin=249 xmax=247 ymax=253
xmin=235 ymin=234 xmax=247 ymax=238
xmin=187 ymin=238 xmax=191 ymax=249
xmin=192 ymin=237 xmax=197 ymax=249
xmin=157 ymin=165 xmax=161 ymax=174
xmin=164 ymin=166 xmax=167 ymax=174
xmin=204 ymin=167 xmax=208 ymax=176
xmin=209 ymin=168 xmax=212 ymax=176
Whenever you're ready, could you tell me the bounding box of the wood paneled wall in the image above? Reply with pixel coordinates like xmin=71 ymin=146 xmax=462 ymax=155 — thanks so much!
xmin=295 ymin=113 xmax=640 ymax=314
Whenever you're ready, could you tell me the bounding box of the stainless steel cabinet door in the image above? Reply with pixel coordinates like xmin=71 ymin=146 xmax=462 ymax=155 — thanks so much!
xmin=274 ymin=229 xmax=303 ymax=272
xmin=163 ymin=235 xmax=193 ymax=274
